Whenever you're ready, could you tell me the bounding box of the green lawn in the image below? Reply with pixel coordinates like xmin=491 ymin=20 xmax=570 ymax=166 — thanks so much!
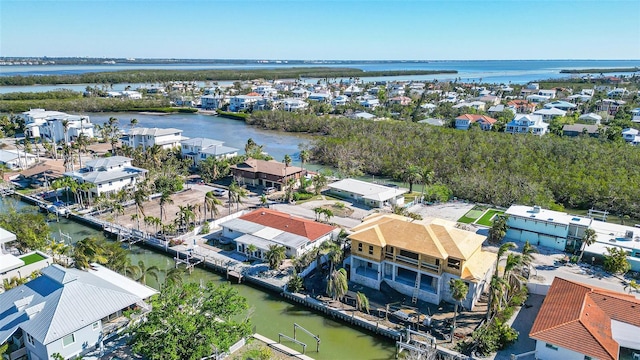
xmin=476 ymin=209 xmax=506 ymax=226
xmin=458 ymin=209 xmax=485 ymax=224
xmin=19 ymin=252 xmax=46 ymax=266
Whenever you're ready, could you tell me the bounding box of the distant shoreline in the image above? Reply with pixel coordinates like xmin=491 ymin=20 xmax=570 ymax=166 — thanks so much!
xmin=0 ymin=68 xmax=458 ymax=86
xmin=559 ymin=67 xmax=639 ymax=74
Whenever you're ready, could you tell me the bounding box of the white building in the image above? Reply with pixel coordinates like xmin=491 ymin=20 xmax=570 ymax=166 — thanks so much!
xmin=180 ymin=138 xmax=239 ymax=166
xmin=220 ymin=209 xmax=337 ymax=259
xmin=64 ymin=156 xmax=147 ymax=197
xmin=229 ymin=95 xmax=263 ymax=112
xmin=200 ymin=94 xmax=227 ymax=110
xmin=622 ymin=128 xmax=640 ymax=145
xmin=0 ymin=264 xmax=157 ymax=360
xmin=534 ymin=107 xmax=567 ymax=122
xmin=280 ymin=98 xmax=308 ymax=112
xmin=0 ymin=149 xmax=37 ymax=170
xmin=125 ymin=127 xmax=184 ymax=150
xmin=21 ymin=109 xmax=93 ymax=143
xmin=327 ymin=178 xmax=407 ymax=208
xmin=505 ymin=114 xmax=549 ymax=135
xmin=578 ymin=112 xmax=603 ymax=125
xmin=1 ymin=227 xmax=52 ymax=283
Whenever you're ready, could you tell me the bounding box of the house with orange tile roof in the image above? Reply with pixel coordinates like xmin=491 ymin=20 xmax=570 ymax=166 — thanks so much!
xmin=231 ymin=158 xmax=303 ymax=191
xmin=455 ymin=114 xmax=497 ymax=131
xmin=220 ymin=208 xmax=337 ymax=258
xmin=347 ymin=214 xmax=494 ymax=308
xmin=507 ymin=99 xmax=537 ymax=114
xmin=530 ymin=277 xmax=640 ymax=360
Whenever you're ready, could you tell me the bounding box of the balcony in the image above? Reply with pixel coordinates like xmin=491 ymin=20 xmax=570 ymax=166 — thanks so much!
xmin=420 ymin=261 xmax=440 ymax=273
xmin=395 ymin=254 xmax=419 ymax=267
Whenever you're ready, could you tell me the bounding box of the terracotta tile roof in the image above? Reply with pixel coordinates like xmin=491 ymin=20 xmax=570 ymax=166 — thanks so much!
xmin=455 ymin=114 xmax=497 ymax=124
xmin=530 ymin=277 xmax=640 ymax=360
xmin=246 ymin=92 xmax=262 ymax=97
xmin=231 ymin=158 xmax=303 ymax=177
xmin=240 ymin=209 xmax=335 ymax=241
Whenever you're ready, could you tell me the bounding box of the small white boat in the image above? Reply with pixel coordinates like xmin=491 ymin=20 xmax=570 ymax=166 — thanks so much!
xmin=47 ymin=205 xmax=70 ymax=216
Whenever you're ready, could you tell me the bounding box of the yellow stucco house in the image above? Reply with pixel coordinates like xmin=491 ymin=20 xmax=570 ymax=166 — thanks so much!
xmin=348 ymin=214 xmax=494 ymax=309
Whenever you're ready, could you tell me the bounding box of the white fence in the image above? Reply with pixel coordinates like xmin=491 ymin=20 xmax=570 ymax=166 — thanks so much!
xmin=527 ymin=282 xmax=550 ymax=295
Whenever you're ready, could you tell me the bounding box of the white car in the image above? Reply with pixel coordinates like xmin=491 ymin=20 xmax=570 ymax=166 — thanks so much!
xmin=212 ymin=188 xmax=226 ymax=196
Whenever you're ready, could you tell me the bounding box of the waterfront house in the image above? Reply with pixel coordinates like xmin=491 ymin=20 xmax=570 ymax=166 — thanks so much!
xmin=455 ymin=114 xmax=497 ymax=131
xmin=21 ymin=109 xmax=94 ymax=143
xmin=180 ymin=138 xmax=239 ymax=166
xmin=505 ymin=114 xmax=549 ymax=135
xmin=562 ymin=124 xmax=600 ymax=138
xmin=530 ymin=277 xmax=640 ymax=360
xmin=607 ymin=88 xmax=629 ymax=97
xmin=124 ymin=127 xmax=184 ymax=151
xmin=0 ymin=149 xmax=37 ymax=170
xmin=348 ymin=214 xmax=494 ymax=309
xmin=578 ymin=113 xmax=603 ymax=125
xmin=533 ymin=107 xmax=567 ymax=122
xmin=220 ymin=208 xmax=337 ymax=259
xmin=229 ymin=94 xmax=263 ymax=112
xmin=230 ymin=158 xmax=303 ymax=190
xmin=21 ymin=109 xmax=66 ymax=139
xmin=0 ymin=264 xmax=157 ymax=360
xmin=200 ymin=94 xmax=227 ymax=110
xmin=280 ymin=98 xmax=309 ymax=112
xmin=64 ymin=156 xmax=147 ymax=198
xmin=504 ymin=205 xmax=592 ymax=251
xmin=344 ymin=85 xmax=362 ymax=97
xmin=327 ymin=178 xmax=407 ymax=208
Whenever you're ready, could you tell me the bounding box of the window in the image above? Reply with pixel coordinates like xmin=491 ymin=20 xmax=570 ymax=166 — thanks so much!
xmin=26 ymin=333 xmax=35 ymax=346
xmin=92 ymin=321 xmax=100 ymax=330
xmin=545 ymin=343 xmax=558 ymax=351
xmin=357 ymin=243 xmax=363 ymax=252
xmin=447 ymin=258 xmax=461 ymax=270
xmin=62 ymin=333 xmax=75 ymax=347
xmin=584 ymin=357 xmax=593 ymax=360
xmin=368 ymin=245 xmax=374 ymax=255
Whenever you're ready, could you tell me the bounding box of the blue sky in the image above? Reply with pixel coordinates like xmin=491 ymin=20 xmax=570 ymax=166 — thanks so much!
xmin=1 ymin=0 xmax=639 ymax=60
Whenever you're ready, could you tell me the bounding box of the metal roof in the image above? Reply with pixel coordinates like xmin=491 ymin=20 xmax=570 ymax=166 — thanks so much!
xmin=0 ymin=264 xmax=157 ymax=345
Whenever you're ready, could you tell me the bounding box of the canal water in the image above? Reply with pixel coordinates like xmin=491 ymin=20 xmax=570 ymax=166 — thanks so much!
xmin=0 ymin=197 xmax=397 ymax=359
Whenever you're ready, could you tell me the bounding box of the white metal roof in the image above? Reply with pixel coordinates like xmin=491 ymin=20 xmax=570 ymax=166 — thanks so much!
xmin=328 ymin=178 xmax=408 ymax=200
xmin=0 ymin=227 xmax=17 ymax=244
xmin=505 ymin=205 xmax=592 ymax=227
xmin=0 ymin=253 xmax=24 ymax=273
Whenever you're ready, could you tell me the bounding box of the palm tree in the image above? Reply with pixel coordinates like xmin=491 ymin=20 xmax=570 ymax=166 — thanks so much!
xmin=402 ymin=165 xmax=422 ymax=193
xmin=265 ymin=244 xmax=286 ymax=270
xmin=487 ymin=215 xmax=509 ymax=244
xmin=130 ymin=118 xmax=138 ymax=129
xmin=487 ymin=241 xmax=517 ymax=320
xmin=420 ymin=167 xmax=434 ymax=202
xmin=204 ymin=191 xmax=222 ymax=221
xmin=355 ymin=291 xmax=370 ymax=315
xmin=313 ymin=207 xmax=323 ymax=221
xmin=176 ymin=205 xmax=196 ymax=233
xmin=164 ymin=267 xmax=184 ymax=287
xmin=61 ymin=119 xmax=70 ymax=145
xmin=299 ymin=149 xmax=310 ymax=174
xmin=521 ymin=240 xmax=538 ymax=277
xmin=312 ymin=173 xmax=327 ymax=195
xmin=283 ymin=154 xmax=292 ymax=167
xmin=47 ymin=239 xmax=69 ymax=264
xmin=321 ymin=208 xmax=334 ymax=223
xmin=449 ymin=279 xmax=469 ymax=340
xmin=326 ymin=268 xmax=348 ymax=302
xmin=135 ymin=260 xmax=160 ymax=285
xmin=503 ymin=253 xmax=522 ymax=280
xmin=228 ymin=181 xmax=247 ymax=214
xmin=246 ymin=244 xmax=258 ymax=259
xmin=578 ymin=228 xmax=597 ymax=263
xmin=259 ymin=194 xmax=268 ymax=208
xmin=321 ymin=241 xmax=343 ymax=274
xmin=159 ymin=190 xmax=173 ymax=221
xmin=284 ymin=177 xmax=297 ymax=203
xmin=73 ymin=237 xmax=107 ymax=269
xmin=133 ymin=185 xmax=149 ymax=230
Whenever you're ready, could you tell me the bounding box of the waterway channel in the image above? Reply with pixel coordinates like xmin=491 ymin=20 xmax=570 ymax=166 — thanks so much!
xmin=0 ymin=196 xmax=397 ymax=359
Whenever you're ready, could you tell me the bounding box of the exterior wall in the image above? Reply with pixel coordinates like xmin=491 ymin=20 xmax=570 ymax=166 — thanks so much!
xmin=507 ymin=216 xmax=569 ymax=238
xmin=94 ymin=175 xmax=141 ymax=196
xmin=350 ymin=255 xmax=382 ymax=290
xmin=45 ymin=322 xmax=101 ymax=360
xmin=534 ymin=341 xmax=587 ymax=360
xmin=351 ymin=240 xmax=383 ymax=262
xmin=0 ymin=251 xmax=52 ymax=282
xmin=222 ymin=227 xmax=243 ymax=240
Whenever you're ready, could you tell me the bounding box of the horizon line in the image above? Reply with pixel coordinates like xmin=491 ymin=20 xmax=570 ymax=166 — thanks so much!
xmin=1 ymin=57 xmax=640 ymax=62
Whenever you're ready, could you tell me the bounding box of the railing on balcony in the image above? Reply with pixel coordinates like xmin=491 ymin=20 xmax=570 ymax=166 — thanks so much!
xmin=385 ymin=252 xmax=394 ymax=260
xmin=395 ymin=254 xmax=419 ymax=266
xmin=420 ymin=261 xmax=440 ymax=273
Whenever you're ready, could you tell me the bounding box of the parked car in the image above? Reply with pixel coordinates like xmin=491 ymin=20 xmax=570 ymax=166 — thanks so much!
xmin=264 ymin=186 xmax=276 ymax=194
xmin=212 ymin=188 xmax=226 ymax=196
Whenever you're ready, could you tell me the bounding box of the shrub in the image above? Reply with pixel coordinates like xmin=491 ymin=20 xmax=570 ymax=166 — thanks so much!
xmin=286 ymin=274 xmax=305 ymax=293
xmin=200 ymin=223 xmax=210 ymax=235
xmin=293 ymin=192 xmax=314 ymax=201
xmin=604 ymin=247 xmax=631 ymax=274
xmin=458 ymin=319 xmax=518 ymax=356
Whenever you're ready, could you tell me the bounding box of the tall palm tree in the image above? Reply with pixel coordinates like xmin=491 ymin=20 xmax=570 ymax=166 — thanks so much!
xmin=163 ymin=267 xmax=184 ymax=288
xmin=246 ymin=244 xmax=258 ymax=259
xmin=521 ymin=240 xmax=538 ymax=277
xmin=420 ymin=167 xmax=434 ymax=202
xmin=487 ymin=241 xmax=517 ymax=320
xmin=283 ymin=154 xmax=292 ymax=167
xmin=449 ymin=278 xmax=469 ymax=339
xmin=326 ymin=268 xmax=348 ymax=302
xmin=159 ymin=190 xmax=173 ymax=221
xmin=312 ymin=173 xmax=327 ymax=195
xmin=204 ymin=191 xmax=222 ymax=221
xmin=135 ymin=260 xmax=160 ymax=285
xmin=355 ymin=291 xmax=370 ymax=315
xmin=61 ymin=119 xmax=70 ymax=145
xmin=578 ymin=228 xmax=597 ymax=263
xmin=299 ymin=149 xmax=310 ymax=174
xmin=133 ymin=185 xmax=149 ymax=230
xmin=265 ymin=244 xmax=286 ymax=270
xmin=402 ymin=165 xmax=422 ymax=193
xmin=228 ymin=181 xmax=247 ymax=214
xmin=259 ymin=194 xmax=268 ymax=208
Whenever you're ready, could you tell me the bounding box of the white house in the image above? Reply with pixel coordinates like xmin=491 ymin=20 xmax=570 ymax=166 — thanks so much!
xmin=180 ymin=138 xmax=238 ymax=166
xmin=582 ymin=220 xmax=640 ymax=272
xmin=0 ymin=149 xmax=37 ymax=170
xmin=0 ymin=264 xmax=157 ymax=360
xmin=229 ymin=95 xmax=263 ymax=112
xmin=327 ymin=178 xmax=407 ymax=208
xmin=307 ymin=92 xmax=332 ymax=102
xmin=530 ymin=277 xmax=640 ymax=360
xmin=21 ymin=110 xmax=94 ymax=143
xmin=331 ymin=95 xmax=349 ymax=107
xmin=526 ymin=94 xmax=551 ymax=103
xmin=220 ymin=208 xmax=337 ymax=259
xmin=505 ymin=114 xmax=549 ymax=135
xmin=543 ymin=100 xmax=577 ymax=111
xmin=125 ymin=127 xmax=184 ymax=150
xmin=622 ymin=128 xmax=640 ymax=145
xmin=280 ymin=98 xmax=308 ymax=112
xmin=64 ymin=156 xmax=147 ymax=198
xmin=1 ymin=227 xmax=52 ymax=284
xmin=200 ymin=94 xmax=227 ymax=110
xmin=348 ymin=214 xmax=494 ymax=309
xmin=21 ymin=109 xmax=66 ymax=139
xmin=578 ymin=112 xmax=602 ymax=124
xmin=534 ymin=107 xmax=567 ymax=122
xmin=453 ymin=101 xmax=486 ymax=111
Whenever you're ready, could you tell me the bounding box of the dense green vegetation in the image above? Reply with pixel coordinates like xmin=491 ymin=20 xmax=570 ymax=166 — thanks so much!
xmin=0 ymin=67 xmax=457 ymax=86
xmin=0 ymin=89 xmax=83 ymax=100
xmin=246 ymin=111 xmax=640 ymax=217
xmin=0 ymin=97 xmax=171 ymax=113
xmin=559 ymin=67 xmax=640 ymax=74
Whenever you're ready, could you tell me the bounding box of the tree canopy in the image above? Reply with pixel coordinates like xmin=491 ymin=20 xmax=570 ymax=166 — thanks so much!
xmin=129 ymin=282 xmax=252 ymax=360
